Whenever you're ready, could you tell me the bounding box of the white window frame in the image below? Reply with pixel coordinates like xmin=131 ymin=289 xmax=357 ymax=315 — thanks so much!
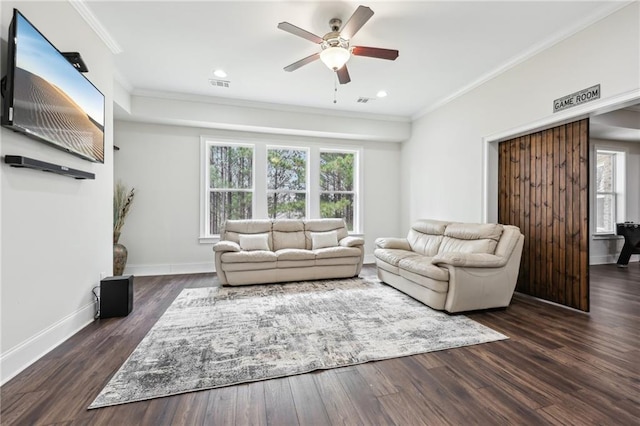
xmin=319 ymin=148 xmax=362 ymax=233
xmin=200 ymin=138 xmax=255 ymax=241
xmin=266 ymin=145 xmax=310 ymax=220
xmin=593 ymin=147 xmax=626 ymax=236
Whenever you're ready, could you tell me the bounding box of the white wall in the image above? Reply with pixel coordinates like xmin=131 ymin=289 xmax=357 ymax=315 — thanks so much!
xmin=128 ymin=92 xmax=411 ymax=143
xmin=589 ymin=138 xmax=640 ymax=264
xmin=402 ymin=3 xmax=640 ymax=230
xmin=0 ymin=2 xmax=114 ymax=383
xmin=114 ymin=120 xmax=401 ymax=275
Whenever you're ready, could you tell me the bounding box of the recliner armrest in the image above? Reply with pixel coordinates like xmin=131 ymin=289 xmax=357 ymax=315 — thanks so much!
xmin=431 ymin=252 xmax=507 ymax=268
xmin=213 ymin=240 xmax=241 ymax=253
xmin=375 ymin=237 xmax=411 ymax=250
xmin=339 ymin=236 xmax=364 ymax=247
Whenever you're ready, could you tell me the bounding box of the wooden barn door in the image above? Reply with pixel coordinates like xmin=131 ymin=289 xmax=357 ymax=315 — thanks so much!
xmin=498 ymin=119 xmax=589 ymax=311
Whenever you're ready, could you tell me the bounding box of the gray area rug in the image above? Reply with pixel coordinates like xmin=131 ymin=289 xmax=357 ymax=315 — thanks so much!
xmin=89 ymin=277 xmax=507 ymax=409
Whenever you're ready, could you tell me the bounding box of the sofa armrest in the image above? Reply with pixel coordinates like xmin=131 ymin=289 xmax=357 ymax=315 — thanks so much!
xmin=339 ymin=236 xmax=364 ymax=247
xmin=375 ymin=237 xmax=411 ymax=250
xmin=213 ymin=240 xmax=241 ymax=253
xmin=431 ymin=252 xmax=507 ymax=268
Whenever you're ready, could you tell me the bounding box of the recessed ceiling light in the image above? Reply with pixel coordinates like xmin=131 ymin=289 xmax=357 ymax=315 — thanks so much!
xmin=213 ymin=69 xmax=227 ymax=78
xmin=376 ymin=90 xmax=388 ymax=98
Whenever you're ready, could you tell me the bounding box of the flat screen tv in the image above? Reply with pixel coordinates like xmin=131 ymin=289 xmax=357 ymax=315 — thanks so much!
xmin=1 ymin=9 xmax=105 ymax=163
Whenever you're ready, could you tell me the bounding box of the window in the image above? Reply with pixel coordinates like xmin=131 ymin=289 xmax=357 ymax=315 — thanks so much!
xmin=201 ymin=139 xmax=361 ymax=239
xmin=206 ymin=143 xmax=254 ymax=235
xmin=320 ymin=151 xmax=357 ymax=231
xmin=595 ymin=149 xmax=625 ymax=234
xmin=267 ymin=147 xmax=307 ymax=219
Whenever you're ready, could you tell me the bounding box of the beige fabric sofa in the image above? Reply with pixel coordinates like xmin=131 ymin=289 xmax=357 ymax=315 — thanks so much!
xmin=213 ymin=218 xmax=364 ymax=286
xmin=375 ymin=219 xmax=524 ymax=313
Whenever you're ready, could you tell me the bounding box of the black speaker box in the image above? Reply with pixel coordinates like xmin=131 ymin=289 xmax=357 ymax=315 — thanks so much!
xmin=100 ymin=275 xmax=133 ymax=318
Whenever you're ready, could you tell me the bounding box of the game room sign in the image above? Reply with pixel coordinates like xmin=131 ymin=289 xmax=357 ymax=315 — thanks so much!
xmin=553 ymin=84 xmax=600 ymax=113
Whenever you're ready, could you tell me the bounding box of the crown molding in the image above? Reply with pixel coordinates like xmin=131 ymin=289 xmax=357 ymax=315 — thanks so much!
xmin=68 ymin=0 xmax=123 ymax=54
xmin=412 ymin=1 xmax=633 ymax=121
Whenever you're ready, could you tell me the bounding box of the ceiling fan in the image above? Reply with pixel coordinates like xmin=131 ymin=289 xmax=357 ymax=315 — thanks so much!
xmin=278 ymin=5 xmax=399 ymax=84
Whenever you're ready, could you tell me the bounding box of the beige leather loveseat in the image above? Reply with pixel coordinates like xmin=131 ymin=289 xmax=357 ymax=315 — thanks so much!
xmin=213 ymin=218 xmax=364 ymax=286
xmin=375 ymin=219 xmax=524 ymax=313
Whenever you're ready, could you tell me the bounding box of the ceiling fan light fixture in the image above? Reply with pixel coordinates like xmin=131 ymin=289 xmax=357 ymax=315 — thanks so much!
xmin=320 ymin=46 xmax=350 ymax=71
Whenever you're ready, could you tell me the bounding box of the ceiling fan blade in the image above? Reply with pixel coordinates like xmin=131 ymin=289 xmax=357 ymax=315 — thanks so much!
xmin=277 ymin=22 xmax=323 ymax=44
xmin=352 ymin=46 xmax=399 ymax=61
xmin=284 ymin=52 xmax=321 ymax=72
xmin=337 ymin=65 xmax=351 ymax=85
xmin=340 ymin=6 xmax=374 ymax=40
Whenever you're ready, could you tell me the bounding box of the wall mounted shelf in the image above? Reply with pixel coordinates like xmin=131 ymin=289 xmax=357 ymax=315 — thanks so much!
xmin=4 ymin=155 xmax=95 ymax=180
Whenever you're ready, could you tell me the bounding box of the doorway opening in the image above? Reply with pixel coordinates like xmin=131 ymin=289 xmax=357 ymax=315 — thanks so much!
xmin=483 ymin=97 xmax=640 ymax=311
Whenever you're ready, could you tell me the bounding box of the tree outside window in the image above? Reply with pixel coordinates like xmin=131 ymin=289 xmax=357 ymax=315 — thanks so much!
xmin=320 ymin=151 xmax=356 ymax=231
xmin=267 ymin=148 xmax=307 ymax=219
xmin=208 ymin=144 xmax=253 ymax=234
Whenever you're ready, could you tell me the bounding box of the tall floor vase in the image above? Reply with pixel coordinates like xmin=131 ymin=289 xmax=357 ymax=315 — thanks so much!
xmin=113 ymin=232 xmax=128 ymax=276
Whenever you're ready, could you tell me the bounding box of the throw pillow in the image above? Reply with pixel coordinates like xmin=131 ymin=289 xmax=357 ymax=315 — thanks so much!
xmin=238 ymin=233 xmax=270 ymax=251
xmin=311 ymin=230 xmax=338 ymax=250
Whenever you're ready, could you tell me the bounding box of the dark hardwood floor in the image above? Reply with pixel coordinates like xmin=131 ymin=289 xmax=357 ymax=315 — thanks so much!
xmin=1 ymin=263 xmax=638 ymax=425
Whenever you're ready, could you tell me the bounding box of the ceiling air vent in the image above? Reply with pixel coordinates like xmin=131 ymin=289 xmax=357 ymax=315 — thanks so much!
xmin=357 ymin=97 xmax=375 ymax=103
xmin=209 ymin=79 xmax=230 ymax=88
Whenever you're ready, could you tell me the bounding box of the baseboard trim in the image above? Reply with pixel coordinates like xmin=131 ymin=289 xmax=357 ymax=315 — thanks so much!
xmin=590 ymin=254 xmax=640 ymax=265
xmin=0 ymin=302 xmax=95 ymax=386
xmin=364 ymin=254 xmax=375 ymax=265
xmin=125 ymin=262 xmax=216 ymax=276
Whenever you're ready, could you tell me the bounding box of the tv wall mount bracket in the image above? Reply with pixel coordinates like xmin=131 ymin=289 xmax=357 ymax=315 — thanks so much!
xmin=62 ymin=52 xmax=89 ymax=73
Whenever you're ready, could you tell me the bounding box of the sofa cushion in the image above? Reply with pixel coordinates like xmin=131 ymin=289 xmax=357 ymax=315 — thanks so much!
xmin=411 ymin=219 xmax=450 ymax=235
xmin=220 ymin=250 xmax=277 ymax=263
xmin=273 ymin=220 xmax=304 ymax=232
xmin=408 ymin=232 xmax=444 ymax=256
xmin=239 ymin=233 xmax=270 ymax=251
xmin=223 ymin=219 xmax=272 ymax=237
xmin=444 ymin=223 xmax=503 ymax=241
xmin=376 ymin=258 xmax=401 ymax=275
xmin=406 ymin=220 xmax=449 ymax=256
xmin=275 ymin=248 xmax=315 ymax=261
xmin=439 ymin=223 xmax=503 ymax=254
xmin=311 ymin=231 xmax=338 ymax=250
xmin=222 ymin=261 xmax=278 ymax=272
xmin=399 ymin=269 xmax=449 ymax=293
xmin=374 ymin=248 xmax=420 ymax=267
xmin=398 ymin=256 xmax=449 ymax=282
xmin=314 ymin=246 xmax=362 ymax=259
xmin=304 ymin=219 xmax=349 ymax=249
xmin=438 ymin=237 xmax=497 ymax=254
xmin=273 ymin=231 xmax=306 ymax=251
xmin=316 ymin=256 xmax=360 ymax=266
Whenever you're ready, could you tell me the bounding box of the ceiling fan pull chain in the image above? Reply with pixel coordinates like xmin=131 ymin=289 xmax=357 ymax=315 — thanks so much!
xmin=333 ymin=73 xmax=338 ymax=104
